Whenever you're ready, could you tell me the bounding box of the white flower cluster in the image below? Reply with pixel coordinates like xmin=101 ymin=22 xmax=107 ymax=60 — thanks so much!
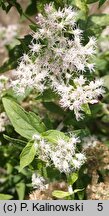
xmin=32 ymin=173 xmax=47 ymax=190
xmin=12 ymin=4 xmax=104 ymax=119
xmin=54 ymin=76 xmax=104 ymax=119
xmin=0 ymin=24 xmax=18 ymax=48
xmin=0 ymin=112 xmax=8 ymax=132
xmin=33 ymin=134 xmax=86 ymax=174
xmin=82 ymin=135 xmax=98 ymax=150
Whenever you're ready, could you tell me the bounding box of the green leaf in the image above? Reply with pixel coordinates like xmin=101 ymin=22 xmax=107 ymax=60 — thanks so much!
xmin=16 ymin=182 xmax=25 ymax=200
xmin=77 ymin=190 xmax=85 ymax=200
xmin=0 ymin=0 xmax=23 ymax=15
xmin=20 ymin=141 xmax=36 ymax=171
xmin=95 ymin=53 xmax=109 ymax=72
xmin=0 ymin=44 xmax=22 ymax=74
xmin=7 ymin=0 xmax=23 ymax=15
xmin=29 ymin=24 xmax=38 ymax=32
xmin=0 ymin=194 xmax=13 ymax=200
xmin=82 ymin=103 xmax=91 ymax=115
xmin=0 ymin=1 xmax=12 ymax=13
xmin=90 ymin=103 xmax=103 ymax=117
xmin=74 ymin=0 xmax=88 ymax=13
xmin=36 ymin=89 xmax=58 ymax=102
xmin=0 ymin=35 xmax=32 ymax=74
xmin=2 ymin=97 xmax=46 ymax=139
xmin=101 ymin=115 xmax=109 ymax=123
xmin=88 ymin=14 xmax=109 ymax=27
xmin=103 ymin=75 xmax=109 ymax=90
xmin=6 ymin=163 xmax=13 ymax=175
xmin=52 ymin=190 xmax=70 ymax=199
xmin=25 ymin=0 xmax=37 ymax=16
xmin=14 ymin=1 xmax=23 ymax=15
xmin=27 ymin=112 xmax=46 ymax=133
xmin=68 ymin=0 xmax=89 ymax=19
xmin=43 ymin=115 xmax=53 ymax=130
xmin=73 ymin=128 xmax=90 ymax=139
xmin=4 ymin=135 xmax=26 ymax=147
xmin=68 ymin=173 xmax=78 ymax=185
xmin=43 ymin=102 xmax=65 ymax=115
xmin=42 ymin=130 xmax=69 ymax=144
xmin=74 ymin=188 xmax=85 ymax=193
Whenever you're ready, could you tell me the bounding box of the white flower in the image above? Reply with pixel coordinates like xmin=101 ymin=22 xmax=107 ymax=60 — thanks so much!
xmin=0 ymin=24 xmax=18 ymax=47
xmin=32 ymin=173 xmax=46 ymax=189
xmin=11 ymin=4 xmax=103 ymax=120
xmin=72 ymin=159 xmax=81 ymax=169
xmin=75 ymin=153 xmax=86 ymax=161
xmin=32 ymin=134 xmax=41 ymax=141
xmin=55 ymin=76 xmax=104 ymax=120
xmin=68 ymin=185 xmax=73 ymax=194
xmin=82 ymin=135 xmax=98 ymax=150
xmin=29 ymin=43 xmax=42 ymax=53
xmin=33 ymin=133 xmax=86 ymax=174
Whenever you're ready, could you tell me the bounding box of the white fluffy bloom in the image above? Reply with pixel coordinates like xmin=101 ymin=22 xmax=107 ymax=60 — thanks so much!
xmin=0 ymin=112 xmax=8 ymax=132
xmin=11 ymin=4 xmax=103 ymax=120
xmin=32 ymin=173 xmax=46 ymax=189
xmin=82 ymin=135 xmax=98 ymax=150
xmin=54 ymin=76 xmax=104 ymax=120
xmin=12 ymin=54 xmax=47 ymax=94
xmin=33 ymin=133 xmax=86 ymax=174
xmin=0 ymin=24 xmax=18 ymax=48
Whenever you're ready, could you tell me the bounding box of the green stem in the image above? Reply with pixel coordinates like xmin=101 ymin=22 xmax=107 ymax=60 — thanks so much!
xmin=22 ymin=12 xmax=36 ymax=25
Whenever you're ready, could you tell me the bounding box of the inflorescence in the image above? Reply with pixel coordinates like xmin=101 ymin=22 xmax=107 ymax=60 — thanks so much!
xmin=11 ymin=4 xmax=104 ymax=120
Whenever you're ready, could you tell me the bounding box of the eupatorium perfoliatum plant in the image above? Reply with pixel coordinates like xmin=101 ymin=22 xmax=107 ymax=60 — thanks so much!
xmin=2 ymin=96 xmax=86 ymax=199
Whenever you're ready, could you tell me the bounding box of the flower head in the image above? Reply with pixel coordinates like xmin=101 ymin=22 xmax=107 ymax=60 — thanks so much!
xmin=33 ymin=133 xmax=86 ymax=174
xmin=11 ymin=4 xmax=103 ymax=120
xmin=32 ymin=173 xmax=46 ymax=190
